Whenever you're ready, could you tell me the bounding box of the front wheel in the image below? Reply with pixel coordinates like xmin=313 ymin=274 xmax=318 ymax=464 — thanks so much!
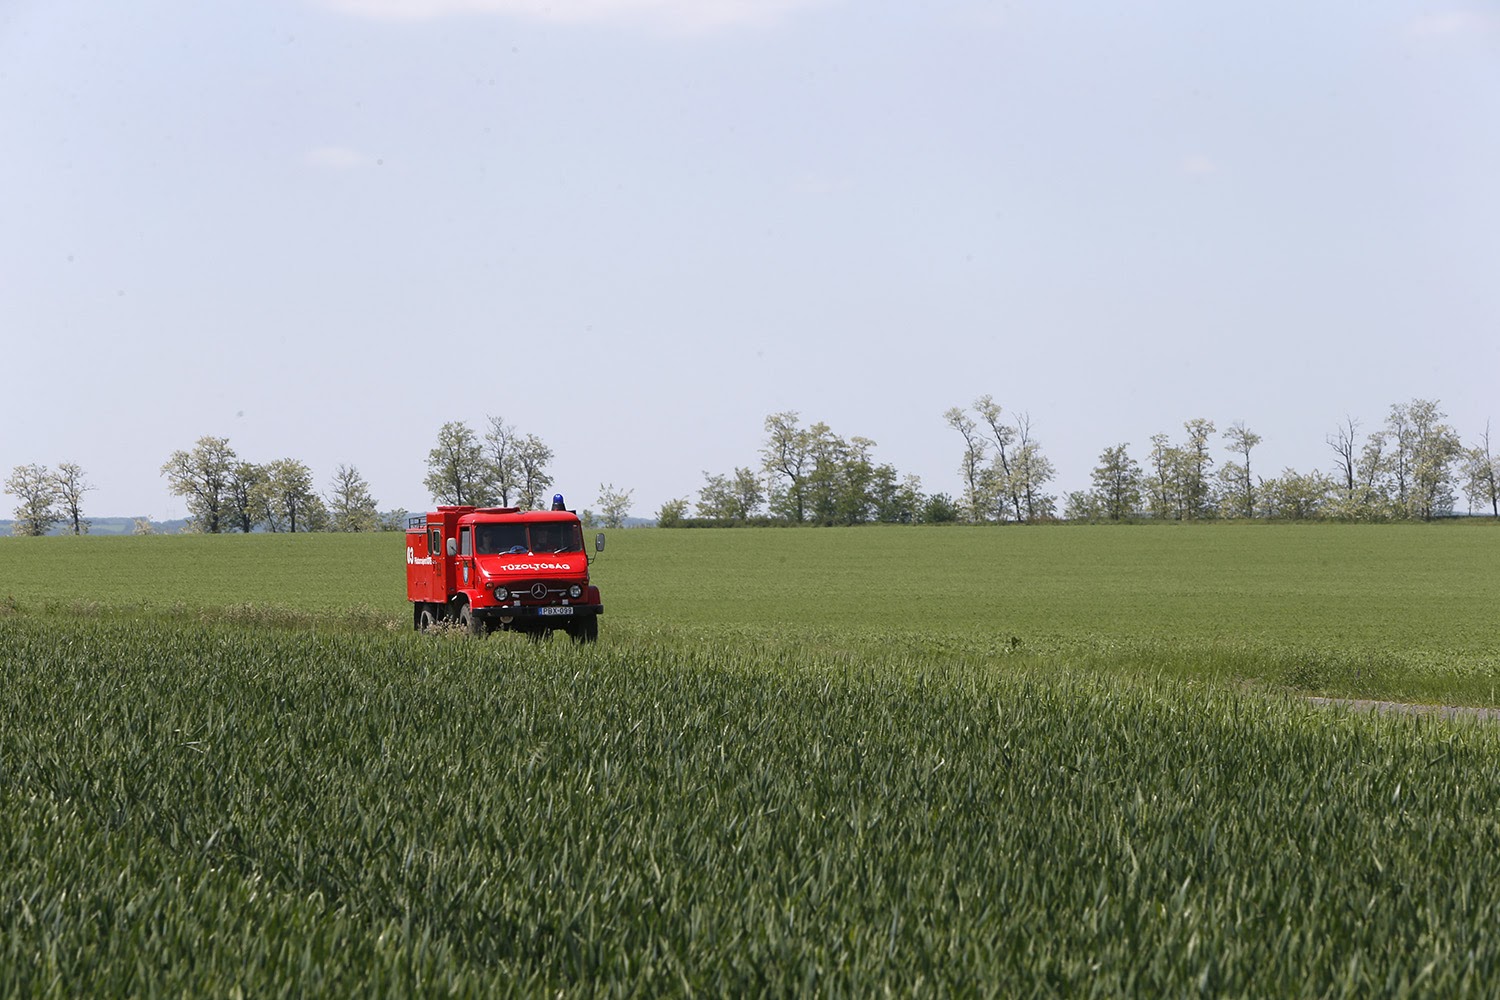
xmin=568 ymin=617 xmax=599 ymax=644
xmin=458 ymin=603 xmax=486 ymax=637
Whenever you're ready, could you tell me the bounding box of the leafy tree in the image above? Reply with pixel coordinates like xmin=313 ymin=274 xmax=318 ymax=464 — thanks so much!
xmin=514 ymin=434 xmax=554 ymax=510
xmin=1463 ymin=423 xmax=1499 ymax=518
xmin=870 ymin=469 xmax=923 ymax=523
xmin=804 ymin=426 xmax=866 ymax=524
xmin=974 ymin=395 xmax=1021 ymax=521
xmin=424 ymin=421 xmax=489 ymax=507
xmin=52 ymin=461 xmax=92 ymax=535
xmin=1220 ymin=422 xmax=1261 ymax=519
xmin=729 ymin=467 xmax=766 ymax=519
xmin=697 ymin=468 xmax=763 ymax=520
xmin=655 ymin=497 xmax=690 ymax=527
xmin=1009 ymin=414 xmax=1057 ymax=522
xmin=5 ymin=464 xmax=62 ymax=536
xmin=943 ymin=406 xmax=989 ymax=523
xmin=1324 ymin=426 xmax=1395 ymax=520
xmin=1063 ymin=491 xmax=1099 ymax=522
xmin=328 ymin=464 xmax=381 ymax=532
xmin=161 ymin=436 xmax=237 ymax=533
xmin=132 ymin=517 xmax=155 ymax=536
xmin=919 ymin=492 xmax=959 ymax=524
xmin=1089 ymin=444 xmax=1141 ymax=521
xmin=762 ymin=411 xmax=812 ymax=523
xmin=1261 ymin=469 xmax=1334 ymax=521
xmin=1180 ymin=418 xmax=1217 ymax=520
xmin=256 ymin=459 xmax=324 ymax=532
xmin=1143 ymin=433 xmax=1181 ymax=520
xmin=952 ymin=398 xmax=1055 ymax=522
xmin=697 ymin=467 xmax=764 ymax=520
xmin=596 ymin=483 xmax=634 ymax=528
xmin=1391 ymin=399 xmax=1461 ymax=520
xmin=483 ymin=415 xmax=523 ymax=506
xmin=226 ymin=462 xmax=265 ymax=533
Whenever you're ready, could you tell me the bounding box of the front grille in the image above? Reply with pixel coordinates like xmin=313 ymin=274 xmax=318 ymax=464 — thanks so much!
xmin=510 ymin=580 xmax=570 ymax=603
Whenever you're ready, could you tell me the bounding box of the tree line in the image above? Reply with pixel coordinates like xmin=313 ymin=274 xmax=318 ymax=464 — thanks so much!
xmin=422 ymin=417 xmax=635 ymax=528
xmin=1064 ymin=399 xmax=1497 ymax=523
xmin=3 ymin=440 xmax=393 ymax=537
xmin=654 ymin=397 xmax=1497 ymax=526
xmin=5 ymin=416 xmax=632 ymax=535
xmin=156 ymin=438 xmax=389 ymax=534
xmin=7 ymin=399 xmax=1497 ymax=535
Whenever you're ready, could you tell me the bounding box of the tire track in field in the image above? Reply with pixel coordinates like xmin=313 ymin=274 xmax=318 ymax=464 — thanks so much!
xmin=1307 ymin=697 xmax=1500 ymax=723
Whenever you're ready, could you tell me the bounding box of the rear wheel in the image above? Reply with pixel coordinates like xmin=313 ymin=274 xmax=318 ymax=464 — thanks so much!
xmin=417 ymin=607 xmax=438 ymax=633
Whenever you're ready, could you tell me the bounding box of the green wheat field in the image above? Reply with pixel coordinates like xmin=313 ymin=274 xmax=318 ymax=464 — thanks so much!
xmin=2 ymin=523 xmax=1498 ymax=995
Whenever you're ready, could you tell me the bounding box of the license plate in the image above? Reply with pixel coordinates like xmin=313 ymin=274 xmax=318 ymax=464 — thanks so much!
xmin=537 ymin=606 xmax=574 ymax=616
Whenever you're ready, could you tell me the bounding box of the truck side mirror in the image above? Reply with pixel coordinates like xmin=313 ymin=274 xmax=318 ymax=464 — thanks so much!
xmin=446 ymin=537 xmax=458 ymax=557
xmin=595 ymin=532 xmax=606 ymax=552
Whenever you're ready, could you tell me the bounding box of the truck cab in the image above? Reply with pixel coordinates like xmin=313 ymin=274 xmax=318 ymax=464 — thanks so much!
xmin=407 ymin=502 xmax=604 ymax=641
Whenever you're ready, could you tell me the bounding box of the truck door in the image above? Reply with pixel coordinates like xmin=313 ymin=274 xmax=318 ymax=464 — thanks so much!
xmin=459 ymin=525 xmax=473 ymax=591
xmin=427 ymin=525 xmax=443 ymax=600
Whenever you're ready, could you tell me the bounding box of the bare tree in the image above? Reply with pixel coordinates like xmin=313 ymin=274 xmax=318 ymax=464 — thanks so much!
xmin=1327 ymin=416 xmax=1360 ymax=500
xmin=1463 ymin=422 xmax=1499 ymax=518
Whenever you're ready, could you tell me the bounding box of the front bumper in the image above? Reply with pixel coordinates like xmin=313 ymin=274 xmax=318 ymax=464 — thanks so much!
xmin=473 ymin=603 xmax=603 ymax=624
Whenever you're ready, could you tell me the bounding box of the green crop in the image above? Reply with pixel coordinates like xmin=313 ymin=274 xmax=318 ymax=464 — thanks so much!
xmin=3 ymin=524 xmax=1499 ymax=993
xmin=2 ymin=522 xmax=1495 ymax=702
xmin=4 ymin=616 xmax=1500 ymax=996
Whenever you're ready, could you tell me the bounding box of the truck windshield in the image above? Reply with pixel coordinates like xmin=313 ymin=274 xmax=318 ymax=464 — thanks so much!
xmin=475 ymin=522 xmax=583 ymax=554
xmin=526 ymin=523 xmax=584 ymax=553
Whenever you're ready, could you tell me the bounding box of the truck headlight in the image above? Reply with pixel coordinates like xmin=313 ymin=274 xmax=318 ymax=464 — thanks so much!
xmin=494 ymin=586 xmax=508 ymax=600
xmin=568 ymin=585 xmax=582 ymax=599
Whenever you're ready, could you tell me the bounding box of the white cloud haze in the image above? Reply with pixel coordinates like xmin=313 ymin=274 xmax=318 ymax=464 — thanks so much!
xmin=319 ymin=0 xmax=829 ymax=32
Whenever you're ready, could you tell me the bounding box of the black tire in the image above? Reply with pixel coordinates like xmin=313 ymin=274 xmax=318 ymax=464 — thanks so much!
xmin=458 ymin=603 xmax=485 ymax=637
xmin=568 ymin=617 xmax=599 ymax=644
xmin=418 ymin=607 xmax=437 ymax=633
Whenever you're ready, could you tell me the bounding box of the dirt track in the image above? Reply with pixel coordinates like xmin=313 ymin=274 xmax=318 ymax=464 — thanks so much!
xmin=1307 ymin=697 xmax=1500 ymax=723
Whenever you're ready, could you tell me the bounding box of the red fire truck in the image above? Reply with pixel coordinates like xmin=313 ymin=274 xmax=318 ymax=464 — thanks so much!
xmin=406 ymin=497 xmax=604 ymax=641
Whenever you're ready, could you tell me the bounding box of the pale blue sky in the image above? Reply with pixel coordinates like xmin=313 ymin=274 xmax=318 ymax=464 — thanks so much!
xmin=3 ymin=0 xmax=1497 ymax=520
